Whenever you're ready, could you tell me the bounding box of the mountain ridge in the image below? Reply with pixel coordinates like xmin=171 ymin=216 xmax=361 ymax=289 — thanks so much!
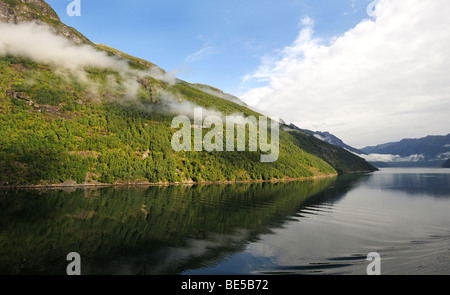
xmin=288 ymin=124 xmax=364 ymax=155
xmin=0 ymin=0 xmax=91 ymax=44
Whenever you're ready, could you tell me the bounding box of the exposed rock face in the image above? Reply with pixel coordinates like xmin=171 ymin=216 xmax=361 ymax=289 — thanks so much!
xmin=0 ymin=0 xmax=59 ymax=24
xmin=0 ymin=2 xmax=20 ymax=23
xmin=0 ymin=0 xmax=90 ymax=44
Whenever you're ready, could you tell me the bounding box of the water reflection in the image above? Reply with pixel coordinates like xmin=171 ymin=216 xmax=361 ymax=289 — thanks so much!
xmin=1 ymin=169 xmax=449 ymax=275
xmin=0 ymin=175 xmax=366 ymax=275
xmin=367 ymin=168 xmax=450 ymax=197
xmin=201 ymin=168 xmax=450 ymax=275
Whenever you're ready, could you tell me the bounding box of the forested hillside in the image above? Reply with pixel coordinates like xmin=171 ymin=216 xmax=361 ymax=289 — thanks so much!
xmin=0 ymin=0 xmax=376 ymax=187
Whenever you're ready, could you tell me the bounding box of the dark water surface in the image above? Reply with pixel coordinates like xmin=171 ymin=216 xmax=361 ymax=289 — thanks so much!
xmin=1 ymin=168 xmax=449 ymax=275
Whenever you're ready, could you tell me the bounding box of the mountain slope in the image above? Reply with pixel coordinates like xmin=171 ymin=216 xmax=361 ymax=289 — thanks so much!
xmin=0 ymin=0 xmax=376 ymax=186
xmin=0 ymin=0 xmax=91 ymax=44
xmin=283 ymin=126 xmax=376 ymax=174
xmin=288 ymin=124 xmax=364 ymax=155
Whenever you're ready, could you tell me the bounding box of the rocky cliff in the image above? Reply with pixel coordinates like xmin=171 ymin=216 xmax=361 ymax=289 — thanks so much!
xmin=0 ymin=0 xmax=90 ymax=44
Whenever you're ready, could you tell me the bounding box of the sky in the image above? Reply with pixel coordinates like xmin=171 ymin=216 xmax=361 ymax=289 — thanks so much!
xmin=45 ymin=0 xmax=450 ymax=148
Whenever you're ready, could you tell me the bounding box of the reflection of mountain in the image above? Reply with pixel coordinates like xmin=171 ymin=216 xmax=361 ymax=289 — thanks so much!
xmin=366 ymin=170 xmax=450 ymax=197
xmin=0 ymin=176 xmax=366 ymax=275
xmin=302 ymin=173 xmax=369 ymax=205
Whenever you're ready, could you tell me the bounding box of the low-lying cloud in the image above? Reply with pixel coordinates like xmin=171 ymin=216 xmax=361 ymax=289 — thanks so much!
xmin=359 ymin=153 xmax=426 ymax=163
xmin=0 ymin=22 xmax=128 ymax=72
xmin=192 ymin=84 xmax=248 ymax=107
xmin=0 ymin=21 xmax=217 ymax=116
xmin=0 ymin=22 xmax=176 ymax=88
xmin=143 ymin=88 xmax=224 ymax=119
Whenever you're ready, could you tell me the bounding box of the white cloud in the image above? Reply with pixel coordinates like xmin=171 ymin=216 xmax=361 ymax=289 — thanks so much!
xmin=0 ymin=22 xmax=216 ymax=117
xmin=239 ymin=0 xmax=450 ymax=148
xmin=0 ymin=22 xmax=176 ymax=86
xmin=314 ymin=134 xmax=326 ymax=141
xmin=186 ymin=45 xmax=216 ymax=63
xmin=359 ymin=153 xmax=425 ymax=163
xmin=436 ymin=152 xmax=450 ymax=161
xmin=0 ymin=22 xmax=127 ymax=72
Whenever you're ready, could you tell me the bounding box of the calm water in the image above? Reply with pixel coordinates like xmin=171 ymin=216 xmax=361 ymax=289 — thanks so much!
xmin=1 ymin=168 xmax=449 ymax=275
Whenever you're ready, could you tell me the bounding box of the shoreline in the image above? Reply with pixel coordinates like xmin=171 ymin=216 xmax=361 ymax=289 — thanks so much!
xmin=0 ymin=173 xmax=343 ymax=190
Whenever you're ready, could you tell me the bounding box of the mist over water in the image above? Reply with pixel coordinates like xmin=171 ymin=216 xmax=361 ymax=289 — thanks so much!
xmin=1 ymin=168 xmax=449 ymax=275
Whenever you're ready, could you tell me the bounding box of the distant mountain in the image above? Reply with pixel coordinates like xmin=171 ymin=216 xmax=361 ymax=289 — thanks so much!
xmin=282 ymin=124 xmax=375 ymax=174
xmin=444 ymin=159 xmax=450 ymax=168
xmin=288 ymin=124 xmax=364 ymax=155
xmin=287 ymin=123 xmax=450 ymax=168
xmin=361 ymin=134 xmax=450 ymax=167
